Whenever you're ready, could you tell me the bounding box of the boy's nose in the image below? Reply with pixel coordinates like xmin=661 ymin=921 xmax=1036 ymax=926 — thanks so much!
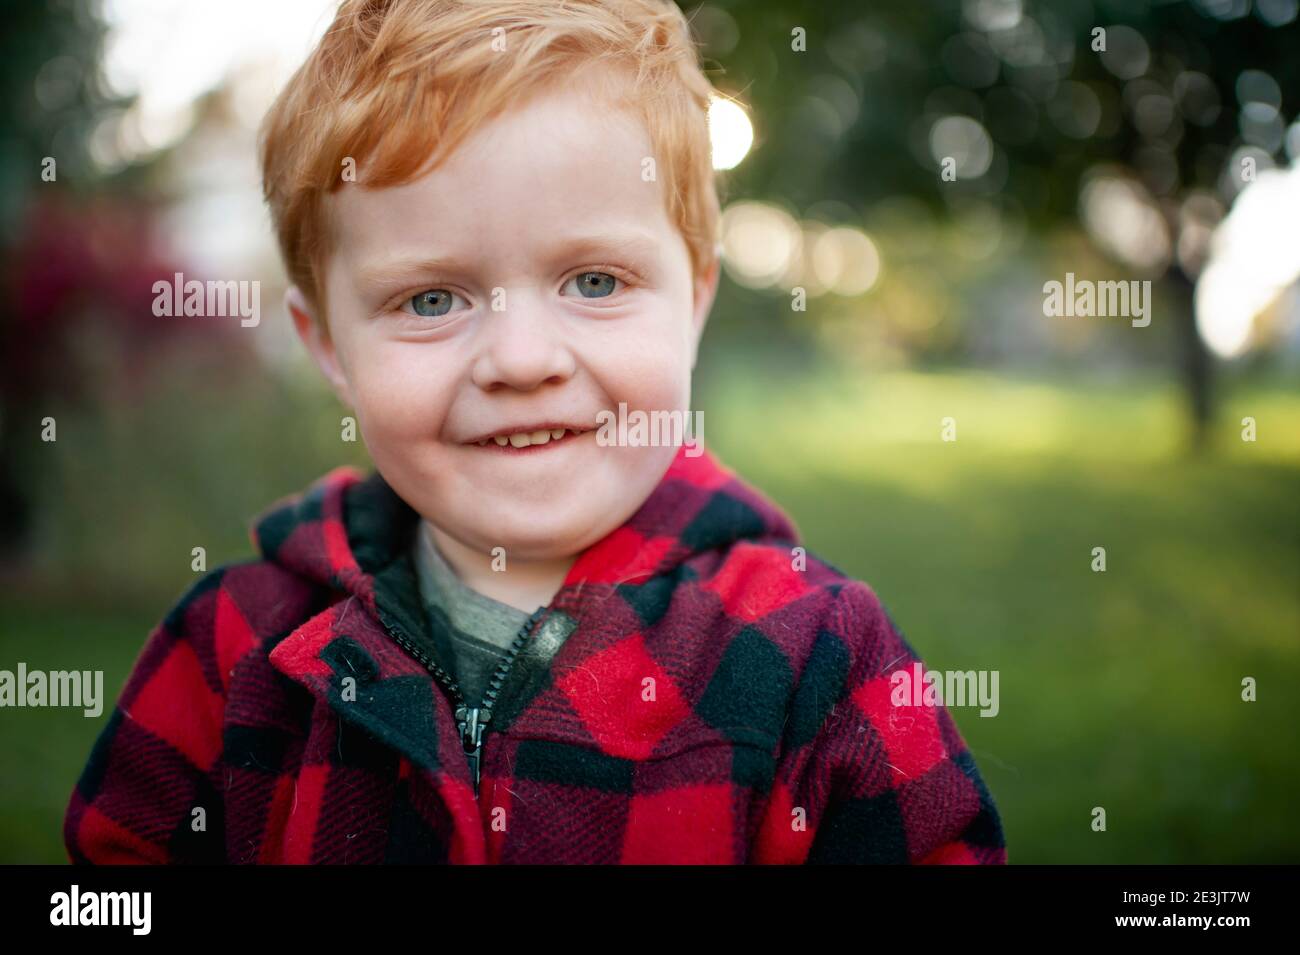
xmin=469 ymin=297 xmax=577 ymax=392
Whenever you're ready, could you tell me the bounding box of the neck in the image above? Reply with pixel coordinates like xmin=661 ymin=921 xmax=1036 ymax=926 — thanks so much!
xmin=423 ymin=521 xmax=576 ymax=614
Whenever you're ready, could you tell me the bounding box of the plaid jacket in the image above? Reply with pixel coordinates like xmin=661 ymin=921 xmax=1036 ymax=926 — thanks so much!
xmin=64 ymin=445 xmax=1006 ymax=864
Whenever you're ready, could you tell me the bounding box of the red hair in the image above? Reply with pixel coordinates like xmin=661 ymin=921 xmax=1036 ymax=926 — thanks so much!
xmin=259 ymin=0 xmax=725 ymax=315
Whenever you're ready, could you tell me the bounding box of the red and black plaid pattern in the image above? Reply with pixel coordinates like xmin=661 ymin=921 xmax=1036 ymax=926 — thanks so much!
xmin=64 ymin=445 xmax=1006 ymax=864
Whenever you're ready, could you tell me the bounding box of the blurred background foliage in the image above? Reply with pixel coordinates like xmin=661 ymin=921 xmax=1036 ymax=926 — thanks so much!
xmin=0 ymin=0 xmax=1297 ymax=863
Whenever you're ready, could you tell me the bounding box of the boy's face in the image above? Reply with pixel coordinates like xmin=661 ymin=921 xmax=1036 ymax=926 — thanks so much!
xmin=290 ymin=70 xmax=719 ymax=563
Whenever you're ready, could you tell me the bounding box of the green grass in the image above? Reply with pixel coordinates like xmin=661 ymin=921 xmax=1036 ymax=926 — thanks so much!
xmin=698 ymin=364 xmax=1300 ymax=863
xmin=0 ymin=603 xmax=146 ymax=863
xmin=2 ymin=363 xmax=1297 ymax=862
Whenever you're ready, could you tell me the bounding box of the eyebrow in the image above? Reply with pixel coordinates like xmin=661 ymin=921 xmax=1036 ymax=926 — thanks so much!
xmin=354 ymin=230 xmax=662 ymax=292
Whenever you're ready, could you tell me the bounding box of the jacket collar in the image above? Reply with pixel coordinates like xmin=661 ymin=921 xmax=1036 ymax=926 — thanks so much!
xmin=261 ymin=444 xmax=800 ymax=767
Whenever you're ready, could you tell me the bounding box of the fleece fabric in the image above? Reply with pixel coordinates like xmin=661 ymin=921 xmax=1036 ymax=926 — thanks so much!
xmin=63 ymin=444 xmax=1007 ymax=864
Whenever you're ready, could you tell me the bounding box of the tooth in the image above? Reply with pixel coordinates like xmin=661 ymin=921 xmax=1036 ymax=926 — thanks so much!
xmin=509 ymin=432 xmax=530 ymax=448
xmin=531 ymin=429 xmax=551 ymax=445
xmin=478 ymin=440 xmax=487 ymax=446
xmin=550 ymin=428 xmax=564 ymax=439
xmin=494 ymin=435 xmax=509 ymax=446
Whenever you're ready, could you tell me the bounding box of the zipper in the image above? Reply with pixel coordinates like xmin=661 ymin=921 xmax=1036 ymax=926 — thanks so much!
xmin=379 ymin=605 xmax=547 ymax=798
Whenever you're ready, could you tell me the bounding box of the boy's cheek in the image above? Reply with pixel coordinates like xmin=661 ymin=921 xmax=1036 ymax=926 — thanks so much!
xmin=347 ymin=370 xmax=451 ymax=443
xmin=596 ymin=327 xmax=694 ymax=393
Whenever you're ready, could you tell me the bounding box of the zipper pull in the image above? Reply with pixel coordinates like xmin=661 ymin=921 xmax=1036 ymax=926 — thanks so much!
xmin=454 ymin=705 xmax=489 ymax=797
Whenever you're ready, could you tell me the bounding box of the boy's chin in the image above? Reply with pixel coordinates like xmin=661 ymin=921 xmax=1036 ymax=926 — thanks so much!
xmin=470 ymin=519 xmax=604 ymax=563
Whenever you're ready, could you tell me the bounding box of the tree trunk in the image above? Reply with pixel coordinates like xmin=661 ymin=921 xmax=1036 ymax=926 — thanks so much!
xmin=1168 ymin=264 xmax=1213 ymax=451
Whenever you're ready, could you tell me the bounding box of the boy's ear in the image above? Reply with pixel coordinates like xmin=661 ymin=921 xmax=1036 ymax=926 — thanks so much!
xmin=689 ymin=250 xmax=722 ymax=370
xmin=286 ymin=285 xmax=354 ymax=407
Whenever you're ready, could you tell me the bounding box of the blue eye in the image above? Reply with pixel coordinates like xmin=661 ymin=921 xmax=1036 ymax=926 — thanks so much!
xmin=407 ymin=289 xmax=456 ymax=317
xmin=569 ymin=271 xmax=619 ymax=298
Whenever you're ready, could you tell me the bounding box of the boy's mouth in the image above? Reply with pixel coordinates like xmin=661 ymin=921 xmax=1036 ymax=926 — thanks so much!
xmin=464 ymin=424 xmax=595 ymax=451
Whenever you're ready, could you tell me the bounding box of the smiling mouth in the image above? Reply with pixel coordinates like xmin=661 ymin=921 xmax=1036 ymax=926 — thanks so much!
xmin=466 ymin=426 xmax=594 ymax=452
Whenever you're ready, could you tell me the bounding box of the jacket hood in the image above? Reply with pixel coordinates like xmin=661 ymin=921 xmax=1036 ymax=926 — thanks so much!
xmin=250 ymin=443 xmax=801 ymax=618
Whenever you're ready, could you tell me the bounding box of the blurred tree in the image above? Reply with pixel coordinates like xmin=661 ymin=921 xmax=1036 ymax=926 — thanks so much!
xmin=0 ymin=0 xmax=199 ymax=560
xmin=0 ymin=0 xmax=110 ymax=557
xmin=694 ymin=0 xmax=1300 ymax=446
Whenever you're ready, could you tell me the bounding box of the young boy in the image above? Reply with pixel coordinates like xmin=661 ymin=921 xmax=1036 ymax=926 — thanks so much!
xmin=64 ymin=0 xmax=1006 ymax=864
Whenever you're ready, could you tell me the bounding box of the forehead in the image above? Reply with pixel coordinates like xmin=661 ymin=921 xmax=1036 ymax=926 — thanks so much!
xmin=328 ymin=75 xmax=670 ymax=271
